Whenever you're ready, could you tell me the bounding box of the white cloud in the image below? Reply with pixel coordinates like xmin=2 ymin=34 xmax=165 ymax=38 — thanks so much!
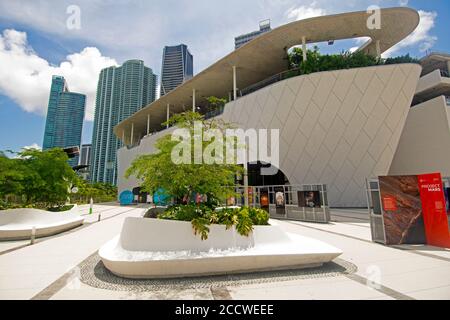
xmin=0 ymin=29 xmax=117 ymax=121
xmin=383 ymin=10 xmax=437 ymax=57
xmin=399 ymin=0 xmax=409 ymax=6
xmin=286 ymin=1 xmax=326 ymax=21
xmin=22 ymin=143 xmax=41 ymax=151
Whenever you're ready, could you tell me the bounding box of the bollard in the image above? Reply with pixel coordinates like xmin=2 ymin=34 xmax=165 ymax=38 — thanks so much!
xmin=89 ymin=197 xmax=93 ymax=215
xmin=30 ymin=226 xmax=36 ymax=245
xmin=98 ymin=213 xmax=101 ymax=222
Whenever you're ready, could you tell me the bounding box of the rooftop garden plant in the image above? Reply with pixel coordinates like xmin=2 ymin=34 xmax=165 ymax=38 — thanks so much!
xmin=288 ymin=46 xmax=420 ymax=75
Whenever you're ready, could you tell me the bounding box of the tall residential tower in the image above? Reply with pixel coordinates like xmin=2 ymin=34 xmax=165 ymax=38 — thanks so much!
xmin=160 ymin=44 xmax=193 ymax=96
xmin=42 ymin=75 xmax=86 ymax=167
xmin=234 ymin=19 xmax=271 ymax=49
xmin=90 ymin=60 xmax=157 ymax=185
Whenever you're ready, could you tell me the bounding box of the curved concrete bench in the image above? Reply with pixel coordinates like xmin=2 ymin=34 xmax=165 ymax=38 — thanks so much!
xmin=99 ymin=217 xmax=342 ymax=278
xmin=0 ymin=205 xmax=84 ymax=240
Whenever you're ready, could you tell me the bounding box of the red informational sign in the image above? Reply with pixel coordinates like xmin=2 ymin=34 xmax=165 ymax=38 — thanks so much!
xmin=382 ymin=195 xmax=398 ymax=212
xmin=418 ymin=173 xmax=450 ymax=248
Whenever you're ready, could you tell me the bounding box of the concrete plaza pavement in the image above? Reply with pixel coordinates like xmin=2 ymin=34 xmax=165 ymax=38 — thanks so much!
xmin=0 ymin=203 xmax=147 ymax=299
xmin=0 ymin=204 xmax=449 ymax=300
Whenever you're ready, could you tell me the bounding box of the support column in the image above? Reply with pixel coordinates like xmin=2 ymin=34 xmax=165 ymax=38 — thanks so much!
xmin=233 ymin=66 xmax=237 ymax=101
xmin=147 ymin=114 xmax=150 ymax=136
xmin=375 ymin=40 xmax=381 ymax=59
xmin=192 ymin=88 xmax=196 ymax=112
xmin=166 ymin=103 xmax=170 ymax=129
xmin=130 ymin=123 xmax=134 ymax=145
xmin=302 ymin=36 xmax=307 ymax=61
xmin=243 ymin=161 xmax=249 ymax=207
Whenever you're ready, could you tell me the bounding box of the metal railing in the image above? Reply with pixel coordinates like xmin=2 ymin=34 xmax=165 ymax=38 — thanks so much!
xmin=239 ymin=68 xmax=303 ymax=97
xmin=229 ymin=184 xmax=330 ymax=223
xmin=203 ymin=106 xmax=225 ymax=120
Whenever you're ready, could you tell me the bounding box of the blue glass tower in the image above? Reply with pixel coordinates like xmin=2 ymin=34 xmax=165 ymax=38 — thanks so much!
xmin=42 ymin=76 xmax=86 ymax=167
xmin=91 ymin=60 xmax=157 ymax=185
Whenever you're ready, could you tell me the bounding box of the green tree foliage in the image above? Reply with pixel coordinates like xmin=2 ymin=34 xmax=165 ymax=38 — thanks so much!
xmin=0 ymin=152 xmax=25 ymax=201
xmin=0 ymin=148 xmax=77 ymax=209
xmin=288 ymin=46 xmax=381 ymax=74
xmin=71 ymin=178 xmax=118 ymax=204
xmin=384 ymin=54 xmax=420 ymax=65
xmin=126 ymin=111 xmax=243 ymax=204
xmin=19 ymin=148 xmax=77 ymax=208
xmin=0 ymin=148 xmax=118 ymax=209
xmin=125 ymin=111 xmax=261 ymax=240
xmin=205 ymin=96 xmax=227 ymax=112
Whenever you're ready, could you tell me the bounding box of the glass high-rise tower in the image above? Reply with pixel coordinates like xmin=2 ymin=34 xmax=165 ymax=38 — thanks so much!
xmin=160 ymin=44 xmax=193 ymax=96
xmin=91 ymin=60 xmax=157 ymax=185
xmin=43 ymin=75 xmax=86 ymax=167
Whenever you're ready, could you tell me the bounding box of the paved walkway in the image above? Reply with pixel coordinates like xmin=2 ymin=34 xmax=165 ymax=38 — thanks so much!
xmin=0 ymin=205 xmax=449 ymax=300
xmin=0 ymin=204 xmax=147 ymax=299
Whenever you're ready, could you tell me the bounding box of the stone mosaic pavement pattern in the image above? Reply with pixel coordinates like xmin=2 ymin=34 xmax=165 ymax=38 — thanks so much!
xmin=78 ymin=254 xmax=357 ymax=292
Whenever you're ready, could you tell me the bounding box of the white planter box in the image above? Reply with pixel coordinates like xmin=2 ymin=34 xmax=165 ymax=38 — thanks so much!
xmin=0 ymin=205 xmax=84 ymax=240
xmin=99 ymin=217 xmax=342 ymax=278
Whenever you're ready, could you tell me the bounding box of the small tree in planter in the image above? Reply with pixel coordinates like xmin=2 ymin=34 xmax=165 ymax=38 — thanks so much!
xmin=126 ymin=111 xmax=269 ymax=239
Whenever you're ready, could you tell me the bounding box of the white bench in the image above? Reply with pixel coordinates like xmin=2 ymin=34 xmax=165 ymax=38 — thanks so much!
xmin=99 ymin=217 xmax=342 ymax=278
xmin=0 ymin=205 xmax=84 ymax=240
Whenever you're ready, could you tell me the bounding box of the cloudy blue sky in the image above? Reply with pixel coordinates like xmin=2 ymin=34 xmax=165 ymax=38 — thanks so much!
xmin=0 ymin=0 xmax=449 ymax=152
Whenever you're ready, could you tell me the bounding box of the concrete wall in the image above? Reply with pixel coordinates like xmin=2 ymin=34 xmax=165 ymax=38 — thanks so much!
xmin=117 ymin=64 xmax=422 ymax=207
xmin=117 ymin=127 xmax=176 ymax=197
xmin=389 ymin=95 xmax=450 ymax=176
xmin=415 ymin=69 xmax=444 ymax=94
xmin=220 ymin=64 xmax=421 ymax=207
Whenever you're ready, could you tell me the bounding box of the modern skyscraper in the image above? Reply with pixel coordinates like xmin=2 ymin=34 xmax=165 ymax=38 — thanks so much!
xmin=78 ymin=143 xmax=92 ymax=181
xmin=235 ymin=19 xmax=271 ymax=49
xmin=91 ymin=60 xmax=157 ymax=185
xmin=42 ymin=75 xmax=86 ymax=167
xmin=79 ymin=144 xmax=92 ymax=166
xmin=160 ymin=44 xmax=193 ymax=96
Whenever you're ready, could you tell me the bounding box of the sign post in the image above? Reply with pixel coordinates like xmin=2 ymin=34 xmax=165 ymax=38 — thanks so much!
xmin=418 ymin=173 xmax=450 ymax=248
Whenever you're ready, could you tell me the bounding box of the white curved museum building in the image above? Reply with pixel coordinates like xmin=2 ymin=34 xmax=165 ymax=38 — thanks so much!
xmin=114 ymin=8 xmax=450 ymax=207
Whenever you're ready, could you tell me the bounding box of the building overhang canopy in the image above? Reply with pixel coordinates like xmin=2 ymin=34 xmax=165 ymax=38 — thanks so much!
xmin=114 ymin=7 xmax=420 ymax=141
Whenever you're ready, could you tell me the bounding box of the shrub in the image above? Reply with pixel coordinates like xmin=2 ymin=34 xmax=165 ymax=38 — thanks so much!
xmin=248 ymin=207 xmax=270 ymax=225
xmin=288 ymin=47 xmax=418 ymax=77
xmin=157 ymin=205 xmax=269 ymax=240
xmin=47 ymin=204 xmax=74 ymax=212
